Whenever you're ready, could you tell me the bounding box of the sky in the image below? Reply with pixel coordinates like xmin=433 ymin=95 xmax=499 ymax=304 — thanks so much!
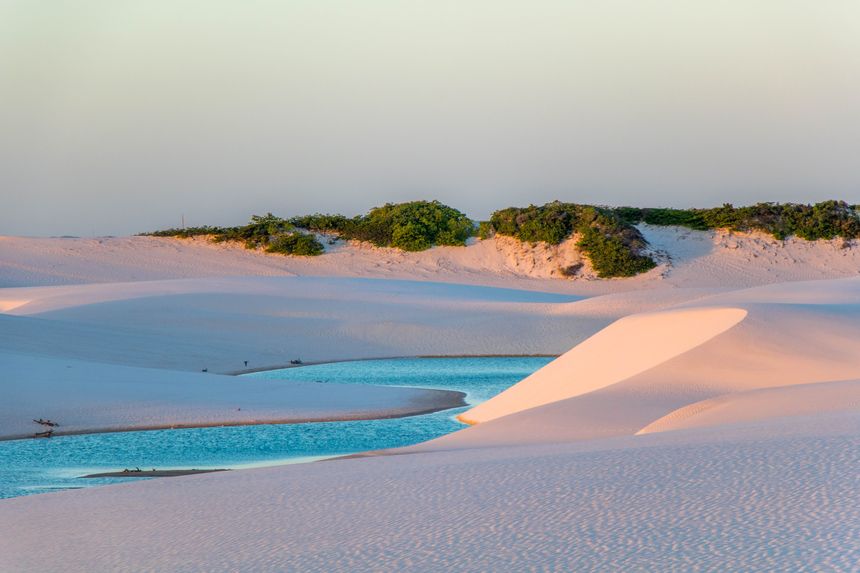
xmin=2 ymin=1 xmax=860 ymax=236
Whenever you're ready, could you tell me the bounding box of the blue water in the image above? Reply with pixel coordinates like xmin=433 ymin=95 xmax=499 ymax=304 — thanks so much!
xmin=0 ymin=357 xmax=550 ymax=499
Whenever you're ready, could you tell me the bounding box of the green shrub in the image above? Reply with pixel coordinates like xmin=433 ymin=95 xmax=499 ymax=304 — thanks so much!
xmin=477 ymin=221 xmax=495 ymax=240
xmin=611 ymin=207 xmax=645 ymax=225
xmin=577 ymin=227 xmax=656 ymax=277
xmin=265 ymin=232 xmax=325 ymax=256
xmin=644 ymin=208 xmax=709 ymax=230
xmin=143 ymin=214 xmax=324 ymax=256
xmin=289 ymin=213 xmax=352 ymax=233
xmin=144 ymin=226 xmax=226 ymax=238
xmin=485 ymin=201 xmax=657 ymax=278
xmin=612 ymin=201 xmax=860 ymax=240
xmin=558 ymin=262 xmax=584 ymax=277
xmin=215 ymin=213 xmax=294 ymax=249
xmin=489 ymin=202 xmax=579 ymax=244
xmin=144 ymin=199 xmax=859 ymax=275
xmin=292 ymin=200 xmax=474 ymax=251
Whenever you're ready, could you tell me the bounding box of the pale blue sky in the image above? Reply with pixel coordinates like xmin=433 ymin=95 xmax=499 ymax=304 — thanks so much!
xmin=2 ymin=1 xmax=859 ymax=236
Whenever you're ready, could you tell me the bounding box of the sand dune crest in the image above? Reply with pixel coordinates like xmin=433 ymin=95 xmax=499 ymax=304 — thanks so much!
xmin=460 ymin=306 xmax=748 ymax=424
xmin=637 ymin=378 xmax=860 ymax=435
xmin=0 ymin=299 xmax=29 ymax=312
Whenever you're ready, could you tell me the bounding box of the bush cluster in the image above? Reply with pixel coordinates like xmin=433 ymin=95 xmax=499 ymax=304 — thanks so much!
xmin=489 ymin=202 xmax=578 ymax=244
xmin=265 ymin=232 xmax=325 ymax=256
xmin=486 ymin=201 xmax=656 ymax=278
xmin=292 ymin=200 xmax=474 ymax=252
xmin=144 ymin=199 xmax=860 ymax=276
xmin=142 ymin=213 xmax=325 ymax=256
xmin=615 ymin=201 xmax=860 ymax=240
xmin=145 ymin=225 xmax=227 ymax=238
xmin=289 ymin=213 xmax=352 ymax=233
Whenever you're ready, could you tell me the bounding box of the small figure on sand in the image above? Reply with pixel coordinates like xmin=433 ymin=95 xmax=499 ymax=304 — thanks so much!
xmin=290 ymin=358 xmax=303 ymax=365
xmin=34 ymin=429 xmax=54 ymax=439
xmin=244 ymin=360 xmax=248 ymax=367
xmin=33 ymin=418 xmax=59 ymax=427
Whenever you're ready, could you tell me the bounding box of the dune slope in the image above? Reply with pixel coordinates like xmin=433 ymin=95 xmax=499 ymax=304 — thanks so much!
xmin=637 ymin=378 xmax=860 ymax=435
xmin=460 ymin=306 xmax=748 ymax=424
xmin=1 ymin=351 xmax=465 ymax=440
xmin=1 ymin=412 xmax=857 ymax=573
xmin=431 ymin=278 xmax=860 ymax=450
xmin=2 ymin=235 xmax=860 ymax=571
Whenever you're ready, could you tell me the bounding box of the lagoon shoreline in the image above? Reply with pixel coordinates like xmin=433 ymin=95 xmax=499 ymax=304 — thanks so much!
xmin=225 ymin=353 xmax=560 ymax=375
xmin=0 ymin=388 xmax=467 ymax=443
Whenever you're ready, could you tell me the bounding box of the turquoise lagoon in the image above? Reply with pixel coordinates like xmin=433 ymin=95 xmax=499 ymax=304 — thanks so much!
xmin=0 ymin=357 xmax=551 ymax=499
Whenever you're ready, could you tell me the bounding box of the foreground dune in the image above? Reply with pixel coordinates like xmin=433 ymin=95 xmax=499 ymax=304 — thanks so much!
xmin=2 ymin=234 xmax=860 ymax=571
xmin=418 ymin=277 xmax=860 ymax=451
xmin=1 ymin=413 xmax=857 ymax=572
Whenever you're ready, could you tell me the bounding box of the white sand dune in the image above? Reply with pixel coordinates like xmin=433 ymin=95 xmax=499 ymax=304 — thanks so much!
xmin=0 ymin=275 xmax=711 ymax=441
xmin=2 ymin=230 xmax=860 ymax=571
xmin=460 ymin=306 xmax=748 ymax=424
xmin=1 ymin=352 xmax=464 ymax=440
xmin=640 ymin=224 xmax=860 ymax=287
xmin=637 ymin=378 xmax=860 ymax=435
xmin=427 ymin=277 xmax=860 ymax=450
xmin=0 ymin=277 xmax=588 ymax=374
xmin=3 ymin=225 xmax=860 ymax=292
xmin=1 ymin=276 xmax=723 ymax=377
xmin=0 ymin=276 xmax=599 ymax=441
xmin=1 ymin=412 xmax=857 ymax=572
xmin=0 ymin=234 xmax=598 ymax=290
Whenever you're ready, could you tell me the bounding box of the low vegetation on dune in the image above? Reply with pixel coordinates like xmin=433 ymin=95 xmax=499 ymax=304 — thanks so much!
xmin=263 ymin=231 xmax=325 ymax=256
xmin=484 ymin=202 xmax=657 ymax=278
xmin=143 ymin=199 xmax=860 ymax=276
xmin=291 ymin=200 xmax=474 ymax=251
xmin=614 ymin=200 xmax=860 ymax=241
xmin=143 ymin=201 xmax=472 ymax=256
xmin=142 ymin=214 xmax=324 ymax=256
